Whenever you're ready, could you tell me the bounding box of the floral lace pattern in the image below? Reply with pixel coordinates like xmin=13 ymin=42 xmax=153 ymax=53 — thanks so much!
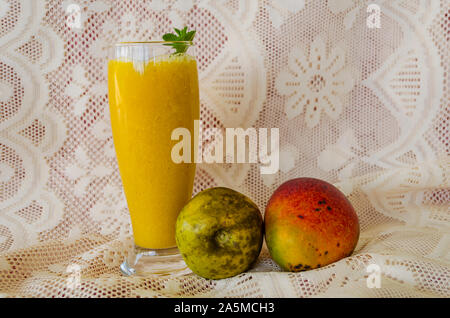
xmin=0 ymin=0 xmax=449 ymax=297
xmin=275 ymin=36 xmax=354 ymax=127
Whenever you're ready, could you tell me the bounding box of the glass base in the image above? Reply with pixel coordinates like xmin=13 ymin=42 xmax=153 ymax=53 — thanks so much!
xmin=120 ymin=244 xmax=190 ymax=277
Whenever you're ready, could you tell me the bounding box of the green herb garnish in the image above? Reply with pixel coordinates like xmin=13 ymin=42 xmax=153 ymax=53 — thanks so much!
xmin=162 ymin=26 xmax=196 ymax=54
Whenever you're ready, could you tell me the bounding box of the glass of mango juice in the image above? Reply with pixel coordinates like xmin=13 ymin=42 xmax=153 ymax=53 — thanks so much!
xmin=107 ymin=42 xmax=199 ymax=275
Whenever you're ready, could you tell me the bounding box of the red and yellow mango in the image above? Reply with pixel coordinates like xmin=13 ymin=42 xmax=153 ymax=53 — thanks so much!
xmin=264 ymin=178 xmax=359 ymax=271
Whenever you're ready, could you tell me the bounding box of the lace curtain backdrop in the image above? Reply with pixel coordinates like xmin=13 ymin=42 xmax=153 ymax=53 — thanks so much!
xmin=0 ymin=0 xmax=449 ymax=297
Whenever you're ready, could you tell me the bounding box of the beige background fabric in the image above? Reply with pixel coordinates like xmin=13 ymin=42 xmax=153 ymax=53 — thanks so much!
xmin=0 ymin=0 xmax=449 ymax=297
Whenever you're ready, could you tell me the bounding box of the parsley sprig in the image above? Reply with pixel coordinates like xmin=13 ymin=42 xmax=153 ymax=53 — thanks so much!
xmin=162 ymin=27 xmax=196 ymax=54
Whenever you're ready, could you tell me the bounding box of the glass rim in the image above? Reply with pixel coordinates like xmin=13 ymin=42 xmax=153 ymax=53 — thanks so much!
xmin=113 ymin=41 xmax=194 ymax=46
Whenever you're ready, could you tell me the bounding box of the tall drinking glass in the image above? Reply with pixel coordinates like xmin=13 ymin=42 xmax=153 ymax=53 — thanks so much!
xmin=107 ymin=42 xmax=199 ymax=275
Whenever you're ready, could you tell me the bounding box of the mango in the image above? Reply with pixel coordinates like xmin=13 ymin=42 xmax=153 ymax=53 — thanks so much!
xmin=264 ymin=178 xmax=359 ymax=271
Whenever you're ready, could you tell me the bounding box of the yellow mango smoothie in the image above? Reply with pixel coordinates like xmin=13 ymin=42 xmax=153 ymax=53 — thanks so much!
xmin=108 ymin=51 xmax=199 ymax=249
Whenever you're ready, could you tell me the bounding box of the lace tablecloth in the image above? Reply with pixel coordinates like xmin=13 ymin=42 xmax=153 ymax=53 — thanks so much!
xmin=0 ymin=0 xmax=449 ymax=297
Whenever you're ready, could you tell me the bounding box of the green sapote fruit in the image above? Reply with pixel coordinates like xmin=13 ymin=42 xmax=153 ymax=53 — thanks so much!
xmin=176 ymin=187 xmax=264 ymax=280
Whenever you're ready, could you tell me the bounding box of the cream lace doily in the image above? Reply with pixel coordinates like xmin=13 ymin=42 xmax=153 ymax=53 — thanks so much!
xmin=0 ymin=0 xmax=448 ymax=297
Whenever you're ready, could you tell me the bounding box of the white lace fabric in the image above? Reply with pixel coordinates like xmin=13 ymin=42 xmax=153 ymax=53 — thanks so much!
xmin=0 ymin=0 xmax=449 ymax=297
